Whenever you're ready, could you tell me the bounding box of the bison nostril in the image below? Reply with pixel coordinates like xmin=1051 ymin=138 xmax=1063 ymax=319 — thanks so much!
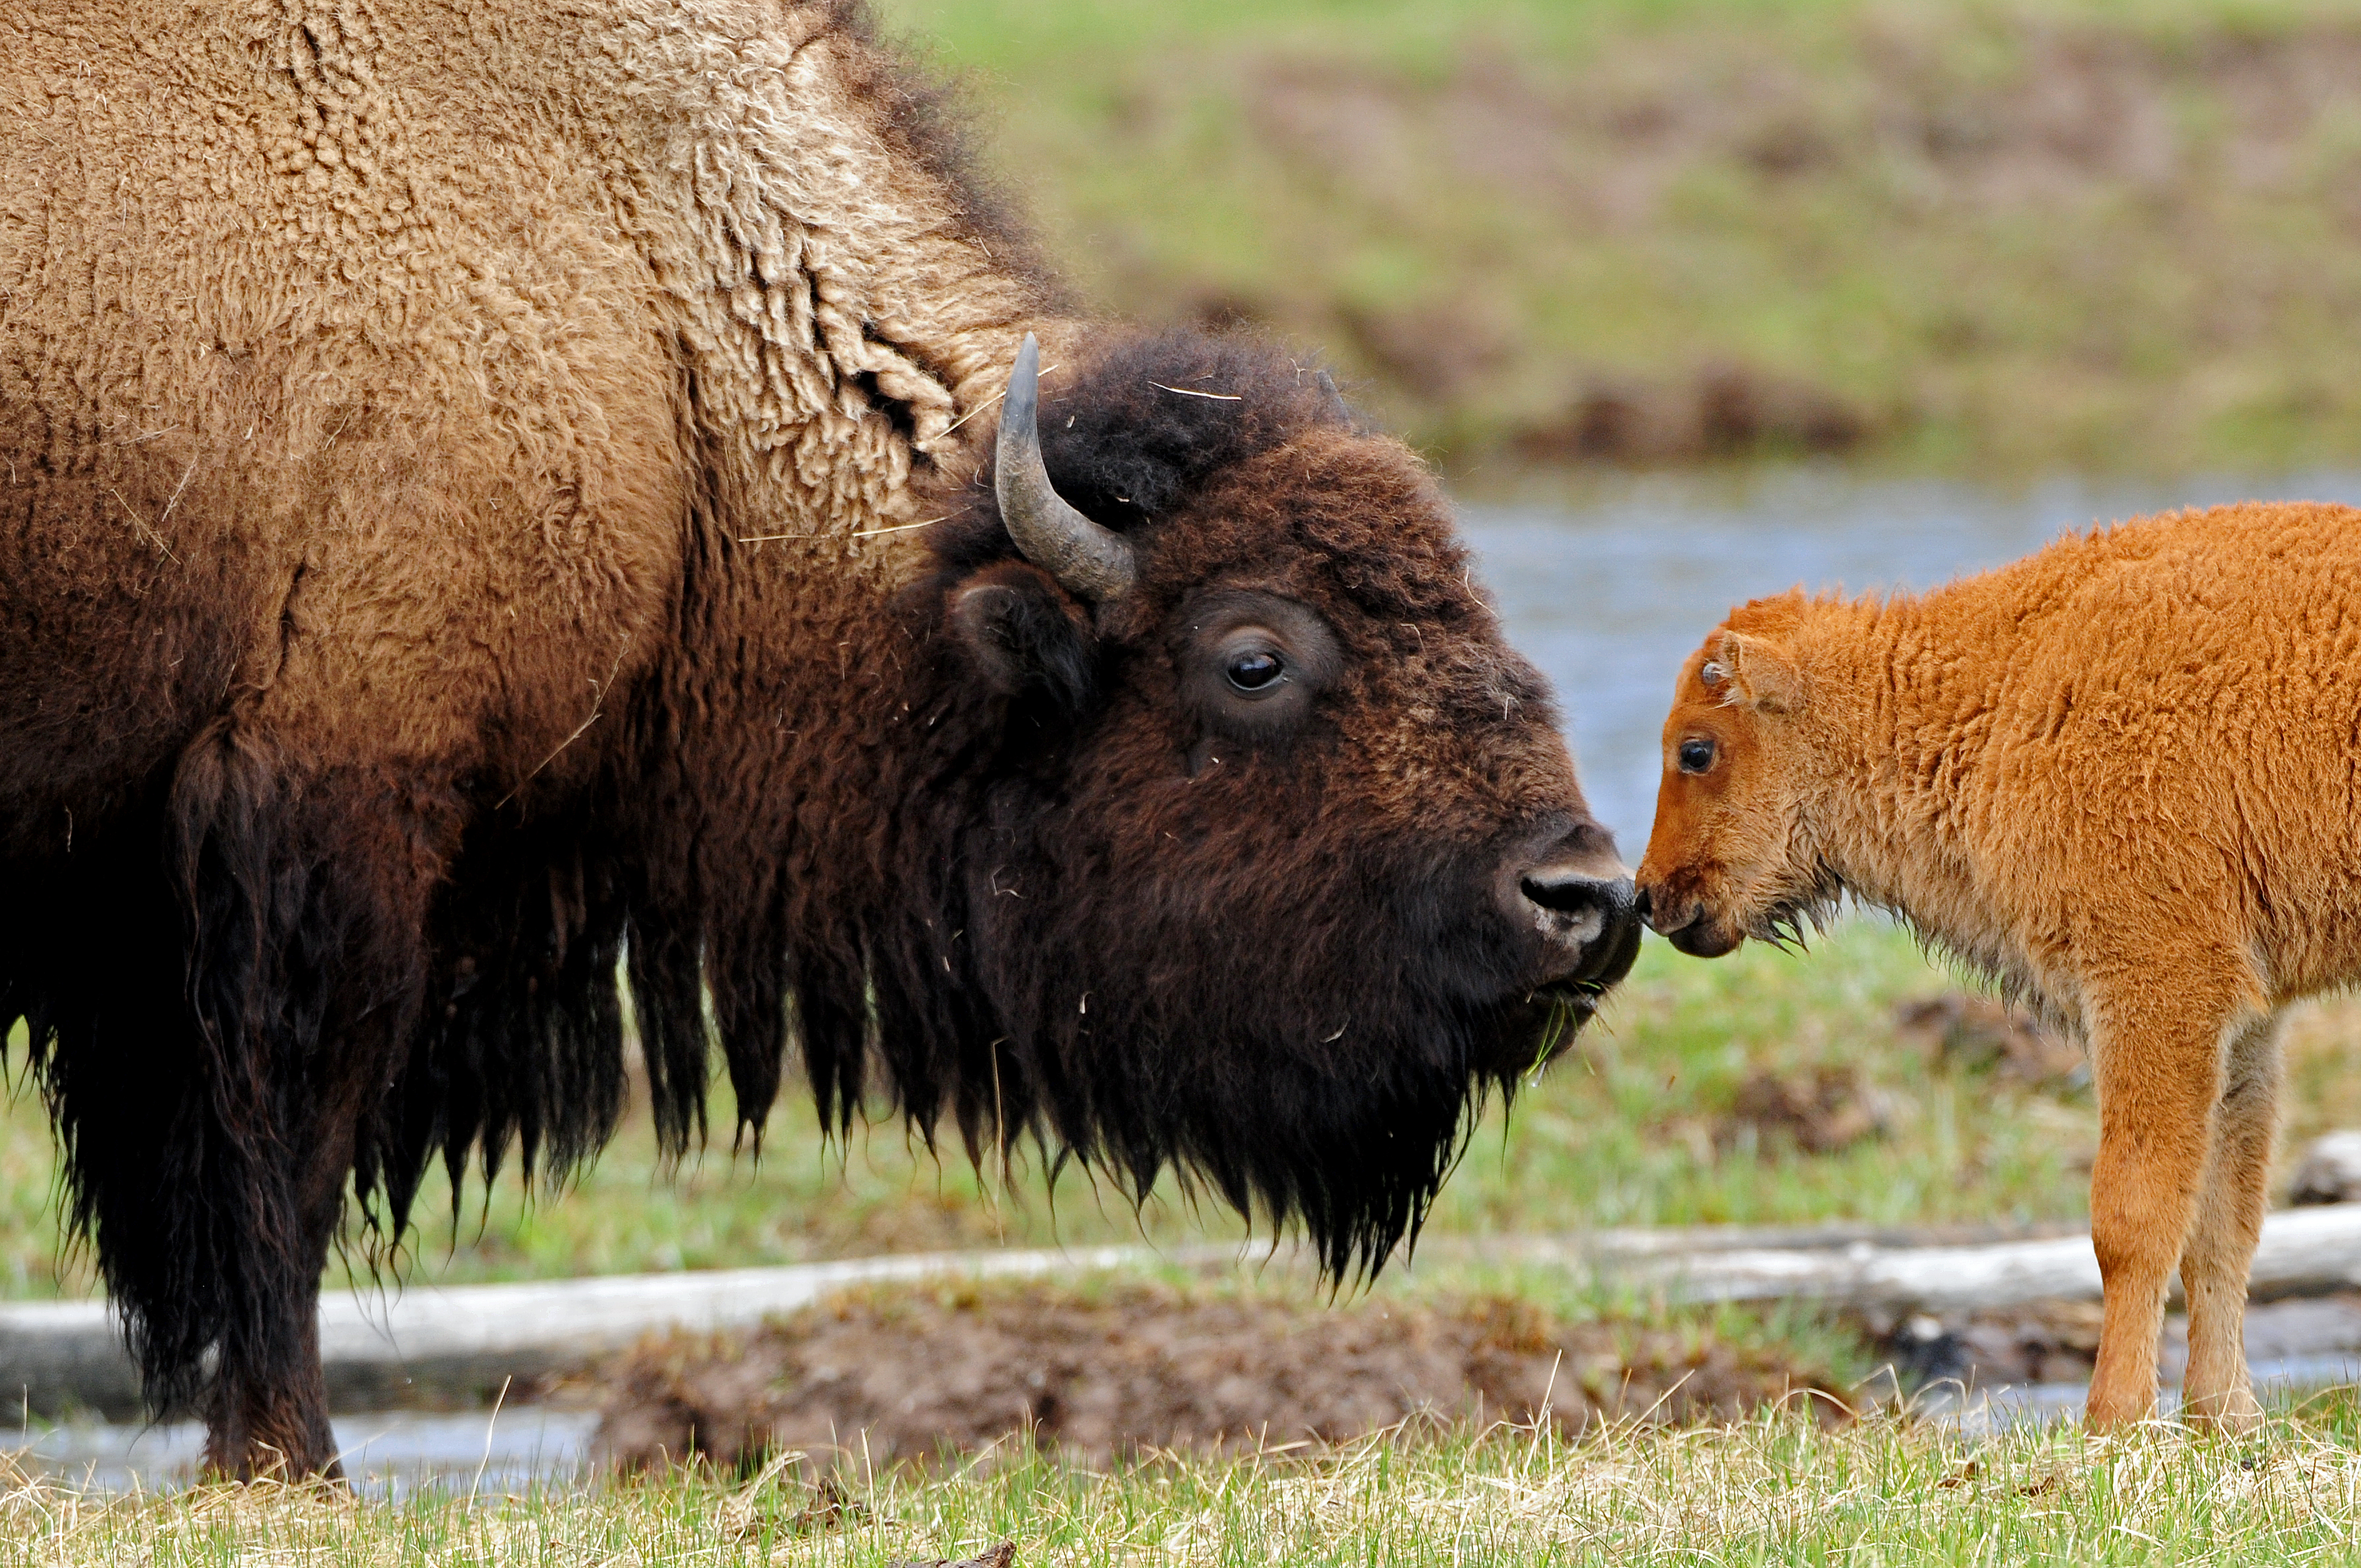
xmin=1520 ymin=869 xmax=1632 ymax=919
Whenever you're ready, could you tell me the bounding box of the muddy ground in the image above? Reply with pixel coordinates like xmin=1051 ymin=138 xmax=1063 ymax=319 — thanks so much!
xmin=593 ymin=1281 xmax=2361 ymax=1476
xmin=595 ymin=1282 xmax=1846 ymax=1473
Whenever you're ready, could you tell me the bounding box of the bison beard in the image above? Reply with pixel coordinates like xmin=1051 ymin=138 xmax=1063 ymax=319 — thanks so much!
xmin=382 ymin=335 xmax=1582 ymax=1284
xmin=940 ymin=837 xmax=1563 ymax=1278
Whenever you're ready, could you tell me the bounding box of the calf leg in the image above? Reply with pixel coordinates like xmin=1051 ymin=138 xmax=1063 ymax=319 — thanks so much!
xmin=2083 ymin=986 xmax=2256 ymax=1431
xmin=2177 ymin=1010 xmax=2281 ymax=1435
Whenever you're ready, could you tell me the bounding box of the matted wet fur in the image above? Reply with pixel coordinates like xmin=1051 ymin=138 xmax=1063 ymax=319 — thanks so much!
xmin=0 ymin=1 xmax=1634 ymax=1478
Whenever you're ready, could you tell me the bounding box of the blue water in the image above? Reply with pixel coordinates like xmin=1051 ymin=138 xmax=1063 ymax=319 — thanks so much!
xmin=6 ymin=1407 xmax=599 ymax=1496
xmin=1461 ymin=469 xmax=2361 ymax=852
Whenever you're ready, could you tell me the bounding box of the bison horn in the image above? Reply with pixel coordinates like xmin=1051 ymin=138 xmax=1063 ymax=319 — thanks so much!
xmin=994 ymin=333 xmax=1135 ymax=601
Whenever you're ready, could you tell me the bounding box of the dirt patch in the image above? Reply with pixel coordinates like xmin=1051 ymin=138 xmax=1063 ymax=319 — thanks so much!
xmin=1718 ymin=1064 xmax=1895 ymax=1156
xmin=1897 ymin=994 xmax=2087 ymax=1092
xmin=595 ymin=1282 xmax=1847 ymax=1473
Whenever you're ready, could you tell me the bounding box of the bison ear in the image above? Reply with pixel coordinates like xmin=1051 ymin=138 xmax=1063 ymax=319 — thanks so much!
xmin=949 ymin=562 xmax=1098 ymax=720
xmin=1715 ymin=631 xmax=1803 ymax=713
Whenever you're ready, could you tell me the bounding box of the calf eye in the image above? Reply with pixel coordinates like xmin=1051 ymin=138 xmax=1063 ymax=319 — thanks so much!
xmin=1678 ymin=737 xmax=1717 ymax=774
xmin=1226 ymin=650 xmax=1285 ymax=693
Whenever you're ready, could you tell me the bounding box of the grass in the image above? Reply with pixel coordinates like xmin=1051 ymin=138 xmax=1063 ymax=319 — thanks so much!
xmin=10 ymin=1398 xmax=2361 ymax=1565
xmin=870 ymin=0 xmax=2361 ymax=477
xmin=12 ymin=913 xmax=2357 ymax=1302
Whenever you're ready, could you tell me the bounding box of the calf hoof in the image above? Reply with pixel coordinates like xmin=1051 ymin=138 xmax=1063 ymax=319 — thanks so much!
xmin=2082 ymin=1382 xmax=2158 ymax=1433
xmin=2182 ymin=1385 xmax=2264 ymax=1438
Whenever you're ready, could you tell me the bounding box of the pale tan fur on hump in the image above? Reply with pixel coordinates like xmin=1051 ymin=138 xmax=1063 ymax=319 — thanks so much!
xmin=0 ymin=0 xmax=1044 ymax=794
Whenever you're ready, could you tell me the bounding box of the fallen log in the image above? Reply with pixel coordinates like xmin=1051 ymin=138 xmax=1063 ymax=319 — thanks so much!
xmin=6 ymin=1209 xmax=2361 ymax=1419
xmin=1524 ymin=1204 xmax=2361 ymax=1313
xmin=0 ymin=1243 xmax=1197 ymax=1419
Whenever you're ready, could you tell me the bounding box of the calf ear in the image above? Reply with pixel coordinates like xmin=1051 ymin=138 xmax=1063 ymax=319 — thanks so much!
xmin=1714 ymin=631 xmax=1803 ymax=712
xmin=948 ymin=561 xmax=1098 ymax=720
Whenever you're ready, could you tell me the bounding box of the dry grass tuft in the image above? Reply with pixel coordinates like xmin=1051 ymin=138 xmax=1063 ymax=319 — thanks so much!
xmin=9 ymin=1400 xmax=2361 ymax=1566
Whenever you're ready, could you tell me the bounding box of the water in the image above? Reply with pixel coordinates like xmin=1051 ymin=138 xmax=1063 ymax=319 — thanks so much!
xmin=1461 ymin=468 xmax=2361 ymax=852
xmin=5 ymin=1407 xmax=599 ymax=1495
xmin=1921 ymin=1353 xmax=2361 ymax=1437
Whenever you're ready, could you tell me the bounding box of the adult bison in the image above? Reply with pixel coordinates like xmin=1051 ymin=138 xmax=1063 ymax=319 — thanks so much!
xmin=0 ymin=0 xmax=1638 ymax=1477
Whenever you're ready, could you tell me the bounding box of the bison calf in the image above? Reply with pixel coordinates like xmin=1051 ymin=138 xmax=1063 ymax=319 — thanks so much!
xmin=1635 ymin=500 xmax=2361 ymax=1434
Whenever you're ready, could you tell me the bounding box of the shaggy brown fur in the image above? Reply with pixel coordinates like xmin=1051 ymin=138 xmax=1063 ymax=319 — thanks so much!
xmin=0 ymin=1 xmax=1638 ymax=1479
xmin=1634 ymin=500 xmax=2361 ymax=1433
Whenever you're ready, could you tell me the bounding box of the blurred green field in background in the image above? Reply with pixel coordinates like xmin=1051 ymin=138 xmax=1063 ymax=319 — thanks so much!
xmin=872 ymin=0 xmax=2361 ymax=478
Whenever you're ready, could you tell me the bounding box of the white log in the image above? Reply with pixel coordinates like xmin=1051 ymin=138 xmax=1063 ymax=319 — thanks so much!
xmin=8 ymin=1210 xmax=2361 ymax=1417
xmin=1531 ymin=1204 xmax=2361 ymax=1312
xmin=0 ymin=1242 xmax=1210 ymax=1418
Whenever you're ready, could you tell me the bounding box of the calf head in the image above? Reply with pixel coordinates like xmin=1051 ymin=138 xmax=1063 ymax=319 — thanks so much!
xmin=878 ymin=329 xmax=1641 ymax=1276
xmin=1636 ymin=594 xmax=1833 ymax=957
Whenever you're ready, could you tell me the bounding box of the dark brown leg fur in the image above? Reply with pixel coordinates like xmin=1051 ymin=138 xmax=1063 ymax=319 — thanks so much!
xmin=154 ymin=726 xmax=457 ymax=1479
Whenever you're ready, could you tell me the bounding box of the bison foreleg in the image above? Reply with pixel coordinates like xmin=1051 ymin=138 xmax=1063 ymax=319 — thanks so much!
xmin=2083 ymin=982 xmax=2266 ymax=1433
xmin=2175 ymin=1009 xmax=2281 ymax=1436
xmin=161 ymin=724 xmax=454 ymax=1479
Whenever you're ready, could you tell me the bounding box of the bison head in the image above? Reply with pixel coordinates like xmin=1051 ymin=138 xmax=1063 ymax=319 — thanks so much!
xmin=1635 ymin=592 xmax=1838 ymax=959
xmin=857 ymin=330 xmax=1639 ymax=1277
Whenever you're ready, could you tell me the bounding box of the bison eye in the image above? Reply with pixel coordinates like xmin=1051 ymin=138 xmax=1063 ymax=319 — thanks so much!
xmin=1678 ymin=736 xmax=1717 ymax=774
xmin=1175 ymin=589 xmax=1341 ymax=754
xmin=1226 ymin=650 xmax=1285 ymax=693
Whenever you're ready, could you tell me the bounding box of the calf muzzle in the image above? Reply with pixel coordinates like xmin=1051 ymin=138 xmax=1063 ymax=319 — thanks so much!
xmin=1634 ymin=880 xmax=1743 ymax=958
